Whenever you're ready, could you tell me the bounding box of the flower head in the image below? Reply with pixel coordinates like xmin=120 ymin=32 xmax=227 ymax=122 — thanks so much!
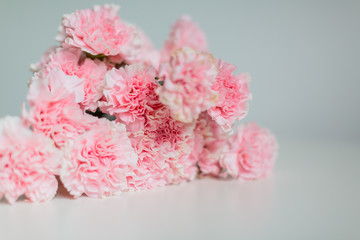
xmin=126 ymin=102 xmax=196 ymax=188
xmin=0 ymin=116 xmax=61 ymax=204
xmin=221 ymin=123 xmax=277 ymax=180
xmin=145 ymin=105 xmax=196 ymax=182
xmin=162 ymin=16 xmax=207 ymax=60
xmin=57 ymin=4 xmax=134 ymax=58
xmin=60 ymin=120 xmax=137 ymax=198
xmin=32 ymin=48 xmax=107 ymax=111
xmin=208 ymin=59 xmax=252 ymax=132
xmin=126 ymin=131 xmax=172 ymax=190
xmin=25 ymin=75 xmax=97 ymax=148
xmin=157 ymin=47 xmax=219 ymax=123
xmin=196 ymin=113 xmax=229 ymax=176
xmin=99 ymin=64 xmax=159 ymax=131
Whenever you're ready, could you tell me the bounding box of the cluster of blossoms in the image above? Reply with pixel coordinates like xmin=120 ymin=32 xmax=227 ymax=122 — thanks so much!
xmin=0 ymin=4 xmax=277 ymax=204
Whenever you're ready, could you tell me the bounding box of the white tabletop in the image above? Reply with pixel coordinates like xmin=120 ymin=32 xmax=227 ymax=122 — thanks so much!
xmin=1 ymin=138 xmax=359 ymax=239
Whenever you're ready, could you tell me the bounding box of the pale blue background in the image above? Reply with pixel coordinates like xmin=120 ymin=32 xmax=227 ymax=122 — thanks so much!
xmin=0 ymin=0 xmax=359 ymax=141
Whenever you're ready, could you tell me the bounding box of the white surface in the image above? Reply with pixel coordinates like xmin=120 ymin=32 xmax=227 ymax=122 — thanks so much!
xmin=1 ymin=138 xmax=359 ymax=239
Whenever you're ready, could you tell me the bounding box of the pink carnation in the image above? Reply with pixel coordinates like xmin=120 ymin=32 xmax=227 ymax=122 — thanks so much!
xmin=0 ymin=116 xmax=61 ymax=204
xmin=99 ymin=64 xmax=159 ymax=131
xmin=131 ymin=104 xmax=192 ymax=168
xmin=221 ymin=122 xmax=277 ymax=180
xmin=157 ymin=47 xmax=219 ymax=123
xmin=145 ymin=105 xmax=194 ymax=151
xmin=78 ymin=57 xmax=108 ymax=110
xmin=199 ymin=138 xmax=229 ymax=177
xmin=25 ymin=76 xmax=97 ymax=148
xmin=145 ymin=104 xmax=196 ymax=183
xmin=169 ymin=138 xmax=199 ymax=183
xmin=126 ymin=103 xmax=196 ymax=189
xmin=208 ymin=59 xmax=252 ymax=132
xmin=126 ymin=131 xmax=173 ymax=190
xmin=162 ymin=16 xmax=208 ymax=60
xmin=151 ymin=106 xmax=200 ymax=184
xmin=39 ymin=47 xmax=83 ymax=76
xmin=196 ymin=113 xmax=229 ymax=176
xmin=34 ymin=48 xmax=107 ymax=111
xmin=60 ymin=120 xmax=138 ymax=198
xmin=46 ymin=48 xmax=107 ymax=110
xmin=57 ymin=4 xmax=133 ymax=58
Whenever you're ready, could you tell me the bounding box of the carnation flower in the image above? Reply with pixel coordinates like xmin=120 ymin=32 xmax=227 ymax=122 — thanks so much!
xmin=126 ymin=131 xmax=173 ymax=190
xmin=124 ymin=102 xmax=196 ymax=188
xmin=25 ymin=76 xmax=97 ymax=148
xmin=99 ymin=64 xmax=159 ymax=131
xmin=33 ymin=48 xmax=107 ymax=111
xmin=77 ymin=57 xmax=108 ymax=110
xmin=162 ymin=16 xmax=208 ymax=60
xmin=40 ymin=47 xmax=83 ymax=76
xmin=60 ymin=119 xmax=138 ymax=198
xmin=221 ymin=122 xmax=278 ymax=180
xmin=145 ymin=104 xmax=196 ymax=183
xmin=0 ymin=116 xmax=61 ymax=204
xmin=208 ymin=59 xmax=252 ymax=132
xmin=168 ymin=139 xmax=199 ymax=183
xmin=198 ymin=139 xmax=229 ymax=177
xmin=57 ymin=4 xmax=134 ymax=58
xmin=196 ymin=113 xmax=229 ymax=176
xmin=145 ymin=105 xmax=194 ymax=150
xmin=156 ymin=47 xmax=219 ymax=123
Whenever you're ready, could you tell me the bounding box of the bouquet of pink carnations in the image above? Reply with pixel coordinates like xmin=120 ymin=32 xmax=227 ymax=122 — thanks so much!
xmin=0 ymin=4 xmax=277 ymax=204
